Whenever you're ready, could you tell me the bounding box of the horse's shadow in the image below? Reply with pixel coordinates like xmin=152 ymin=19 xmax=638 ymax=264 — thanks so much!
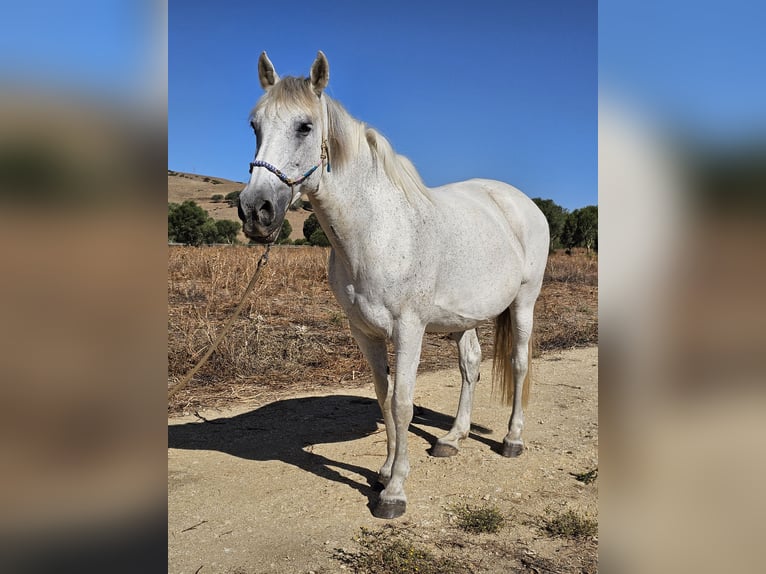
xmin=168 ymin=394 xmax=497 ymax=513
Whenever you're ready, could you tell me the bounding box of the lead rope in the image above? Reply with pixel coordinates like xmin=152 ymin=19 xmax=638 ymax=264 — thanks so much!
xmin=168 ymin=244 xmax=271 ymax=401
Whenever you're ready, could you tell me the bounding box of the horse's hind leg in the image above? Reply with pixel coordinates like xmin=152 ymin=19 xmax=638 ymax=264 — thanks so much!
xmin=432 ymin=329 xmax=481 ymax=457
xmin=349 ymin=324 xmax=395 ymax=487
xmin=502 ymin=295 xmax=536 ymax=457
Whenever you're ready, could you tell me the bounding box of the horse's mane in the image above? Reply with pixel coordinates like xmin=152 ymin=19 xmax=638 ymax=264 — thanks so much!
xmin=253 ymin=77 xmax=431 ymax=203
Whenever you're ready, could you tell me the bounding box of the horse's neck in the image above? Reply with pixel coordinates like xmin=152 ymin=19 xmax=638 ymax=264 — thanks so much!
xmin=308 ymin=148 xmax=426 ymax=272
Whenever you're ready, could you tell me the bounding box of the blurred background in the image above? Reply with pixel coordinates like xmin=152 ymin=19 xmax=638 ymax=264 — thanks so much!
xmin=0 ymin=1 xmax=167 ymax=572
xmin=1 ymin=0 xmax=764 ymax=572
xmin=599 ymin=1 xmax=765 ymax=572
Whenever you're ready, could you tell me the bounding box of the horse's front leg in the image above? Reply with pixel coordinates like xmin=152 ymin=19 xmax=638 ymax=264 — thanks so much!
xmin=348 ymin=324 xmax=395 ymax=486
xmin=373 ymin=318 xmax=424 ymax=519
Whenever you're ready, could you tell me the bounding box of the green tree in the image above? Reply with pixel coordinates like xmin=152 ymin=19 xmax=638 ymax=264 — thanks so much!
xmin=303 ymin=212 xmax=321 ymax=241
xmin=215 ymin=219 xmax=241 ymax=244
xmin=563 ymin=205 xmax=598 ymax=251
xmin=531 ymin=197 xmax=569 ymax=250
xmin=309 ymin=227 xmax=331 ymax=247
xmin=303 ymin=213 xmax=330 ymax=246
xmin=200 ymin=219 xmax=220 ymax=244
xmin=277 ymin=219 xmax=292 ymax=244
xmin=168 ymin=200 xmax=241 ymax=245
xmin=168 ymin=200 xmax=208 ymax=245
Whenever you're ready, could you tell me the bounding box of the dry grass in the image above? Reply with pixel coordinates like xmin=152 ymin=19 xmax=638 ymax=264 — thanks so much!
xmin=449 ymin=503 xmax=506 ymax=534
xmin=168 ymin=246 xmax=597 ymax=412
xmin=536 ymin=249 xmax=598 ymax=352
xmin=168 ymin=246 xmax=367 ymax=411
xmin=540 ymin=508 xmax=598 ymax=539
xmin=333 ymin=526 xmax=470 ymax=574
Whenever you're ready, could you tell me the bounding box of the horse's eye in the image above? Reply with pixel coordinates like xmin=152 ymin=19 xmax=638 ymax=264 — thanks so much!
xmin=297 ymin=122 xmax=312 ymax=135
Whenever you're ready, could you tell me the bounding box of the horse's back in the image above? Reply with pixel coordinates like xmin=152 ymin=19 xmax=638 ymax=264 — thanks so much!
xmin=431 ymin=178 xmax=549 ymax=278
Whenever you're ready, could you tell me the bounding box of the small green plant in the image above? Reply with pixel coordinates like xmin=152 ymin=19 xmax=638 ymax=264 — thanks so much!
xmin=211 ymin=194 xmax=224 ymax=202
xmin=570 ymin=467 xmax=598 ymax=484
xmin=329 ymin=312 xmax=345 ymax=326
xmin=333 ymin=527 xmax=468 ymax=574
xmin=541 ymin=508 xmax=597 ymax=539
xmin=451 ymin=503 xmax=505 ymax=534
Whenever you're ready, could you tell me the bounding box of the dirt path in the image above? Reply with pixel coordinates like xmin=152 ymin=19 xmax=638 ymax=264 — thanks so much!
xmin=168 ymin=346 xmax=598 ymax=573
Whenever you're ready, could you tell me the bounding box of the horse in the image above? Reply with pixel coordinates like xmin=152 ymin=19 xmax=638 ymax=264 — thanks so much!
xmin=238 ymin=51 xmax=549 ymax=519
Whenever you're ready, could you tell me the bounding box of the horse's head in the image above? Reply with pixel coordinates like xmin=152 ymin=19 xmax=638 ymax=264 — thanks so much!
xmin=238 ymin=51 xmax=330 ymax=243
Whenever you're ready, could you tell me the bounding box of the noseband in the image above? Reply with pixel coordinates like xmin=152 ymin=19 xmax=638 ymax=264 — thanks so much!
xmin=249 ymin=140 xmax=330 ymax=188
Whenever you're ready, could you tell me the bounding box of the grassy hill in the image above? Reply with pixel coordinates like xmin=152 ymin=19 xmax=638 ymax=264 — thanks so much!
xmin=168 ymin=170 xmax=312 ymax=242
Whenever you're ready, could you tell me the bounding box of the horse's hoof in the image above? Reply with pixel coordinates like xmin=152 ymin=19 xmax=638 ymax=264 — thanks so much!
xmin=430 ymin=442 xmax=459 ymax=457
xmin=502 ymin=441 xmax=524 ymax=458
xmin=372 ymin=499 xmax=406 ymax=519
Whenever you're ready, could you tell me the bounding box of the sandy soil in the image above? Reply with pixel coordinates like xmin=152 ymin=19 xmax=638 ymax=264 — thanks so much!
xmin=168 ymin=346 xmax=598 ymax=573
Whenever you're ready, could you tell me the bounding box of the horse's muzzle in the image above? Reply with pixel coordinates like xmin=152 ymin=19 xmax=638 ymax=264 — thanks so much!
xmin=238 ymin=197 xmax=282 ymax=243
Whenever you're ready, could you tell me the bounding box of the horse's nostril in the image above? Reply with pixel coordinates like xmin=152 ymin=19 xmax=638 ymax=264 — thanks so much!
xmin=256 ymin=200 xmax=275 ymax=226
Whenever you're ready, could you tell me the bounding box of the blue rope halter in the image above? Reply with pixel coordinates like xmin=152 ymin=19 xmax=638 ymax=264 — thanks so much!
xmin=249 ymin=140 xmax=330 ymax=187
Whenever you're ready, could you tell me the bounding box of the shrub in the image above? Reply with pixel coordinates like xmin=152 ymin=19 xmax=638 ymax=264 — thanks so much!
xmin=541 ymin=508 xmax=597 ymax=539
xmin=214 ymin=219 xmax=240 ymax=244
xmin=309 ymin=227 xmax=330 ymax=247
xmin=303 ymin=212 xmax=321 ymax=241
xmin=333 ymin=527 xmax=467 ymax=574
xmin=277 ymin=219 xmax=292 ymax=244
xmin=303 ymin=213 xmax=330 ymax=246
xmin=168 ymin=201 xmax=208 ymax=246
xmin=168 ymin=200 xmax=241 ymax=245
xmin=211 ymin=194 xmax=224 ymax=202
xmin=451 ymin=504 xmax=505 ymax=534
xmin=225 ymin=190 xmax=240 ymax=206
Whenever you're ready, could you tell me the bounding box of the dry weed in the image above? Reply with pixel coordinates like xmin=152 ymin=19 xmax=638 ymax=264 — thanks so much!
xmin=168 ymin=246 xmax=597 ymax=411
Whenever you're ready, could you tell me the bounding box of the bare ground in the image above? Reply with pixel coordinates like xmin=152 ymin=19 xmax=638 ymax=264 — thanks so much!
xmin=168 ymin=346 xmax=598 ymax=573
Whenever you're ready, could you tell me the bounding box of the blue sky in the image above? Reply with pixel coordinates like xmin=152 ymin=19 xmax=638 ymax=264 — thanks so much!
xmin=599 ymin=0 xmax=766 ymax=142
xmin=0 ymin=1 xmax=156 ymax=103
xmin=169 ymin=0 xmax=598 ymax=211
xmin=2 ymin=2 xmax=764 ymax=211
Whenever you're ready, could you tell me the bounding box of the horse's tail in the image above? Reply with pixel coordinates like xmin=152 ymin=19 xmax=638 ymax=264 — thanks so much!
xmin=492 ymin=307 xmax=532 ymax=408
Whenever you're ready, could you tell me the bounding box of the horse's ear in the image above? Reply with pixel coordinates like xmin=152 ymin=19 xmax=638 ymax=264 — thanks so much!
xmin=258 ymin=51 xmax=280 ymax=90
xmin=310 ymin=51 xmax=329 ymax=96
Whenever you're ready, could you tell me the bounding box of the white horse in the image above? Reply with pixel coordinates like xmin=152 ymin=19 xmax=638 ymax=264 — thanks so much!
xmin=239 ymin=51 xmax=549 ymax=519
